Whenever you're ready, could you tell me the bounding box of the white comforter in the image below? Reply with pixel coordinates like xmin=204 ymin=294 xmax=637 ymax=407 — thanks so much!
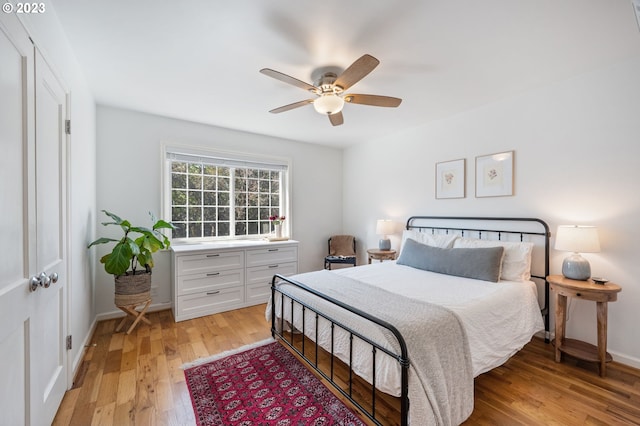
xmin=334 ymin=261 xmax=544 ymax=377
xmin=267 ymin=262 xmax=543 ymax=424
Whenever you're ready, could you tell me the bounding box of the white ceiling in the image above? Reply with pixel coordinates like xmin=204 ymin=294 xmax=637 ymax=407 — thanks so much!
xmin=50 ymin=0 xmax=639 ymax=148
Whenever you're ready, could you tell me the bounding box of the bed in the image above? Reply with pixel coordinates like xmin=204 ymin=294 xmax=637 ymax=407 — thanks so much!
xmin=268 ymin=216 xmax=550 ymax=425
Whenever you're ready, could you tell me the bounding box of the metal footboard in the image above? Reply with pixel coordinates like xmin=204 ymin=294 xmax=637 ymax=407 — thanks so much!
xmin=271 ymin=274 xmax=410 ymax=426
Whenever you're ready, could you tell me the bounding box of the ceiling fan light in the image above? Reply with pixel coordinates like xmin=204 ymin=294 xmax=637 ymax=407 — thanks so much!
xmin=313 ymin=94 xmax=344 ymax=115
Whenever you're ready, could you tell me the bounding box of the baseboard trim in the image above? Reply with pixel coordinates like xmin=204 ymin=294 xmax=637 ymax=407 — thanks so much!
xmin=610 ymin=350 xmax=640 ymax=370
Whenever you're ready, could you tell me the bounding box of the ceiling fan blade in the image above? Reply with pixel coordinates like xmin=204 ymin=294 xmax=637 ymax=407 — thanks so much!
xmin=269 ymin=99 xmax=315 ymax=114
xmin=333 ymin=54 xmax=380 ymax=91
xmin=328 ymin=111 xmax=344 ymax=126
xmin=344 ymin=94 xmax=402 ymax=107
xmin=260 ymin=68 xmax=318 ymax=93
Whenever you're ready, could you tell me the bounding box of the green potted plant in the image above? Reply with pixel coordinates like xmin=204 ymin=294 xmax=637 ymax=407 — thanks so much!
xmin=88 ymin=210 xmax=174 ymax=308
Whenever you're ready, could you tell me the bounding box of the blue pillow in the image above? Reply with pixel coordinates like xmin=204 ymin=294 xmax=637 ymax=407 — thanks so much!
xmin=397 ymin=238 xmax=504 ymax=282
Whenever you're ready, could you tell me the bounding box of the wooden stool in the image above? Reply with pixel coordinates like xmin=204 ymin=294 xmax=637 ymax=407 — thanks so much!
xmin=115 ymin=299 xmax=152 ymax=334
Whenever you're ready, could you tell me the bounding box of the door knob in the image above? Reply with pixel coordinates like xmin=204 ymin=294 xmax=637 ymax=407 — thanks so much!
xmin=49 ymin=272 xmax=58 ymax=284
xmin=29 ymin=275 xmax=41 ymax=292
xmin=39 ymin=272 xmax=51 ymax=288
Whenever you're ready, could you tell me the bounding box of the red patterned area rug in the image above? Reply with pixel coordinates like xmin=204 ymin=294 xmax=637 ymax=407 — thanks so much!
xmin=183 ymin=339 xmax=366 ymax=426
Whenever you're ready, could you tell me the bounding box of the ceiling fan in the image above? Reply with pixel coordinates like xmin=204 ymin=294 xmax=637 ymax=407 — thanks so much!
xmin=260 ymin=54 xmax=402 ymax=126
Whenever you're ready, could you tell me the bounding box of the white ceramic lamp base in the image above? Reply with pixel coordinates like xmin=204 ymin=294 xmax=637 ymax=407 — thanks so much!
xmin=562 ymin=253 xmax=591 ymax=281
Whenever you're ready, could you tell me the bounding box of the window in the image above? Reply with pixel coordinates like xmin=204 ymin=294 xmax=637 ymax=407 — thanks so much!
xmin=165 ymin=148 xmax=289 ymax=240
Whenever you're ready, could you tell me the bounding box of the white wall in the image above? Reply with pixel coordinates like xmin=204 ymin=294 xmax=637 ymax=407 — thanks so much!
xmin=343 ymin=55 xmax=640 ymax=367
xmin=20 ymin=8 xmax=97 ymax=375
xmin=95 ymin=106 xmax=343 ymax=317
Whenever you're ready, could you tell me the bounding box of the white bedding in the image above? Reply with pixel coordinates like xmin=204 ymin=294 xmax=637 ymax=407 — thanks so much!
xmin=267 ymin=261 xmax=543 ymax=424
xmin=334 ymin=261 xmax=544 ymax=377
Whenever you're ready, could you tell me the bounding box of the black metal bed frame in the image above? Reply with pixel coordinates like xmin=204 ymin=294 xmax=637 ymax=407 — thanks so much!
xmin=270 ymin=216 xmax=551 ymax=426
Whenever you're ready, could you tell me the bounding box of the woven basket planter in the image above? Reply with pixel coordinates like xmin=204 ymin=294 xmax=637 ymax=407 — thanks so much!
xmin=114 ymin=270 xmax=151 ymax=307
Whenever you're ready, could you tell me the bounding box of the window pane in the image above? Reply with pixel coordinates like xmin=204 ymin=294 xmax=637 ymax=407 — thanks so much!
xmin=218 ymin=222 xmax=230 ymax=236
xmin=203 ymin=222 xmax=216 ymax=237
xmin=172 ymin=207 xmax=186 ymax=221
xmin=188 ymin=175 xmax=202 ymax=189
xmin=218 ymin=207 xmax=229 ymax=221
xmin=203 ymin=207 xmax=216 ymax=221
xmin=235 ymin=177 xmax=246 ymax=191
xmin=247 ymin=221 xmax=259 ymax=234
xmin=188 ymin=207 xmax=201 ymax=222
xmin=173 ymin=223 xmax=186 ymax=238
xmin=188 ymin=191 xmax=202 ymax=206
xmin=203 ymin=175 xmax=216 ymax=191
xmin=188 ymin=163 xmax=202 ymax=174
xmin=203 ymin=165 xmax=216 ymax=175
xmin=203 ymin=192 xmax=216 ymax=206
xmin=188 ymin=223 xmax=202 ymax=238
xmin=248 ymin=208 xmax=258 ymax=220
xmin=172 ymin=190 xmax=186 ymax=205
xmin=235 ymin=222 xmax=246 ymax=235
xmin=172 ymin=174 xmax=187 ymax=189
xmin=218 ymin=177 xmax=229 ymax=191
xmin=218 ymin=192 xmax=229 ymax=206
xmin=236 ymin=207 xmax=246 ymax=220
xmin=172 ymin=162 xmax=186 ymax=173
xmin=202 ymin=192 xmax=217 ymax=206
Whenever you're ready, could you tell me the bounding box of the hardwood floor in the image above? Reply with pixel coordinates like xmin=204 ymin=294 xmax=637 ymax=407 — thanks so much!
xmin=54 ymin=305 xmax=640 ymax=425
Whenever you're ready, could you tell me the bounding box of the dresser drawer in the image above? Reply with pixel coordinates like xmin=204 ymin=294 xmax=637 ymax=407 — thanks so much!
xmin=176 ymin=250 xmax=244 ymax=275
xmin=176 ymin=269 xmax=244 ymax=297
xmin=246 ymin=246 xmax=298 ymax=268
xmin=175 ymin=287 xmax=245 ymax=321
xmin=246 ymin=262 xmax=298 ymax=304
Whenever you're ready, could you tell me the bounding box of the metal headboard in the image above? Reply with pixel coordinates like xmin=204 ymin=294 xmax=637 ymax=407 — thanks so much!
xmin=406 ymin=216 xmax=551 ymax=342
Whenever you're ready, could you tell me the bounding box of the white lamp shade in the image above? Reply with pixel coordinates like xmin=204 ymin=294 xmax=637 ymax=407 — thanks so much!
xmin=313 ymin=94 xmax=344 ymax=115
xmin=555 ymin=225 xmax=601 ymax=253
xmin=376 ymin=220 xmax=395 ymax=236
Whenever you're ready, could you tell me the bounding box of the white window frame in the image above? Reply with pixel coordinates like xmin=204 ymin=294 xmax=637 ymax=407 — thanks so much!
xmin=162 ymin=144 xmax=291 ymax=242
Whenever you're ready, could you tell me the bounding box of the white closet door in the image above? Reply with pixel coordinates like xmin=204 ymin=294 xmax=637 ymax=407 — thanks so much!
xmin=32 ymin=47 xmax=69 ymax=425
xmin=0 ymin=15 xmax=69 ymax=425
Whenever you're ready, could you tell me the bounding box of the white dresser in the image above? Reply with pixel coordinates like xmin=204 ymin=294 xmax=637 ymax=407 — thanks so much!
xmin=171 ymin=240 xmax=298 ymax=321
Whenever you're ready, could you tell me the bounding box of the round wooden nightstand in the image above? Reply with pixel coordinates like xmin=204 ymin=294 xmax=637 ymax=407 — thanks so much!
xmin=367 ymin=249 xmax=397 ymax=264
xmin=547 ymin=274 xmax=621 ymax=377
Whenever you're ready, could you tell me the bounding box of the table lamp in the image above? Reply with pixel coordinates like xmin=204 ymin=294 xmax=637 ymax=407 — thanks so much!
xmin=376 ymin=219 xmax=394 ymax=250
xmin=555 ymin=225 xmax=600 ymax=280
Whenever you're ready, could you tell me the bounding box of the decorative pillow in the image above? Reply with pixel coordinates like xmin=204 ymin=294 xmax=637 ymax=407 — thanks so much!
xmin=329 ymin=235 xmax=355 ymax=256
xmin=396 ymin=238 xmax=504 ymax=282
xmin=453 ymin=238 xmax=534 ymax=282
xmin=401 ymin=229 xmax=458 ymax=250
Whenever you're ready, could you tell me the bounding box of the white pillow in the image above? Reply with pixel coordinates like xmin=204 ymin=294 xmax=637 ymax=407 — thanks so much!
xmin=453 ymin=237 xmax=534 ymax=282
xmin=401 ymin=229 xmax=458 ymax=250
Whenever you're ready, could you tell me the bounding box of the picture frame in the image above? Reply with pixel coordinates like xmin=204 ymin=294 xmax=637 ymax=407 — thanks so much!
xmin=435 ymin=158 xmax=465 ymax=199
xmin=475 ymin=150 xmax=514 ymax=197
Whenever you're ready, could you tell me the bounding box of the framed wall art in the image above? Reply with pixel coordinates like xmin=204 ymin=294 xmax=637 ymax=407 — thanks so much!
xmin=435 ymin=158 xmax=465 ymax=199
xmin=475 ymin=150 xmax=514 ymax=197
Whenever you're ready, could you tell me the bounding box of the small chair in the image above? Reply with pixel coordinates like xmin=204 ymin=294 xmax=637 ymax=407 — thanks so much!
xmin=324 ymin=235 xmax=357 ymax=270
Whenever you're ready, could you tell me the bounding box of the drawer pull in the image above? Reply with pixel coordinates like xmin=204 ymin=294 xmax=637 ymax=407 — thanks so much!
xmin=576 ymin=292 xmax=581 ymax=297
xmin=268 ymin=248 xmax=279 ymax=252
xmin=206 ymin=290 xmax=220 ymax=296
xmin=206 ymin=272 xmax=220 ymax=276
xmin=268 ymin=264 xmax=279 ymax=269
xmin=206 ymin=254 xmax=220 ymax=258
